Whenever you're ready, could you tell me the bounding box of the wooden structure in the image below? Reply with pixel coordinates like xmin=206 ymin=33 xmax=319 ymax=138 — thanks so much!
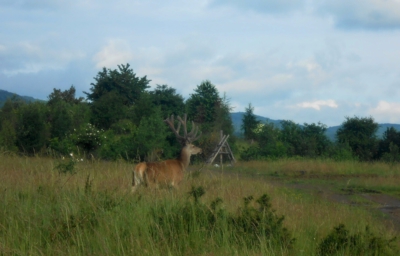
xmin=205 ymin=130 xmax=236 ymax=166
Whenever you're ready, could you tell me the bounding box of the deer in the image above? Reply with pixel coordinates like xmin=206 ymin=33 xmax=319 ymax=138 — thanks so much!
xmin=131 ymin=114 xmax=202 ymax=192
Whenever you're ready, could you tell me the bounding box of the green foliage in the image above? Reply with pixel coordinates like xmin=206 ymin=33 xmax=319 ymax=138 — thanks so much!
xmin=317 ymin=224 xmax=397 ymax=255
xmin=213 ymin=93 xmax=235 ymax=136
xmin=16 ymin=102 xmax=50 ymax=154
xmin=49 ymin=137 xmax=76 ymax=156
xmin=279 ymin=120 xmax=303 ymax=156
xmin=188 ymin=185 xmax=206 ymax=203
xmin=377 ymin=127 xmax=400 ymax=161
xmin=48 ymin=100 xmax=73 ymax=140
xmin=257 ymin=122 xmax=287 ymax=158
xmin=241 ymin=103 xmax=260 ymax=141
xmin=85 ymin=64 xmax=150 ymax=129
xmin=8 ymin=62 xmax=400 ymax=163
xmin=131 ymin=92 xmax=157 ymax=126
xmin=0 ymin=98 xmax=25 ymax=152
xmin=381 ymin=142 xmax=400 ymax=164
xmin=0 ymin=119 xmax=18 ymax=153
xmin=336 ymin=116 xmax=379 ymax=161
xmin=151 ymin=187 xmax=294 ymax=254
xmin=240 ymin=145 xmax=264 ymax=161
xmin=329 ymin=142 xmax=356 ymax=161
xmin=133 ymin=109 xmax=169 ymax=161
xmin=186 ymin=81 xmax=235 ymax=160
xmin=231 ymin=194 xmax=295 ymax=249
xmin=47 ymin=85 xmax=84 ymax=106
xmin=186 ymin=80 xmax=221 ymax=126
xmin=70 ymin=123 xmax=105 ymax=154
xmin=90 ymin=90 xmax=129 ymax=130
xmin=240 ymin=120 xmax=330 ymax=160
xmin=150 ymin=84 xmax=185 ymax=118
xmin=98 ymin=109 xmax=173 ymax=162
xmin=55 ymin=157 xmax=77 ymax=174
xmin=300 ymin=122 xmax=331 ymax=157
xmin=47 ymin=86 xmax=88 ymax=142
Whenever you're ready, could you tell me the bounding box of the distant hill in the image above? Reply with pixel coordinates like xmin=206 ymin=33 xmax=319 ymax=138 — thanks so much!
xmin=230 ymin=112 xmax=400 ymax=141
xmin=0 ymin=89 xmax=40 ymax=107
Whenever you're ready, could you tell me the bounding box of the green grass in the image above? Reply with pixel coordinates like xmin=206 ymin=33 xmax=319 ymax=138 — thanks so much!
xmin=0 ymin=154 xmax=399 ymax=255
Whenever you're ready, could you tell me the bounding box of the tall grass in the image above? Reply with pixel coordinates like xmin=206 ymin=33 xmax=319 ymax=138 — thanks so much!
xmin=0 ymin=154 xmax=398 ymax=255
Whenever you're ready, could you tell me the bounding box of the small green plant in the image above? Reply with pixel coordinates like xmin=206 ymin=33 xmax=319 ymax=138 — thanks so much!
xmin=317 ymin=224 xmax=398 ymax=255
xmin=188 ymin=185 xmax=205 ymax=203
xmin=55 ymin=158 xmax=76 ymax=174
xmin=230 ymin=194 xmax=295 ymax=249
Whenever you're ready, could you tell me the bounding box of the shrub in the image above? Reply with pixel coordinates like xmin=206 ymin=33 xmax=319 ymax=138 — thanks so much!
xmin=240 ymin=145 xmax=263 ymax=161
xmin=317 ymin=224 xmax=398 ymax=255
xmin=150 ymin=186 xmax=294 ymax=254
xmin=230 ymin=194 xmax=295 ymax=249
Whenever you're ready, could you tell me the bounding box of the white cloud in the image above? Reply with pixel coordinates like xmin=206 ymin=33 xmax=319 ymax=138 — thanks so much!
xmin=0 ymin=41 xmax=85 ymax=75
xmin=287 ymin=58 xmax=329 ymax=86
xmin=317 ymin=0 xmax=400 ymax=29
xmin=209 ymin=0 xmax=305 ymax=14
xmin=370 ymin=101 xmax=400 ymax=123
xmin=297 ymin=100 xmax=338 ymax=110
xmin=93 ymin=39 xmax=134 ymax=69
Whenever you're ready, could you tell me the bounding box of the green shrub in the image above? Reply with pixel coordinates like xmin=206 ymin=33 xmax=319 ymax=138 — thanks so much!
xmin=317 ymin=224 xmax=398 ymax=255
xmin=54 ymin=157 xmax=76 ymax=174
xmin=150 ymin=186 xmax=294 ymax=254
xmin=230 ymin=194 xmax=295 ymax=249
xmin=240 ymin=145 xmax=263 ymax=161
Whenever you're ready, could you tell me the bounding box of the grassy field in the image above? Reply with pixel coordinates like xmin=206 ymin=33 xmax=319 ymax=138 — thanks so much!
xmin=1 ymin=154 xmax=399 ymax=255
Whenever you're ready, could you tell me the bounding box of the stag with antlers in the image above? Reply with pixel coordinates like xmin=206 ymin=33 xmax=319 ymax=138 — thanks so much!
xmin=131 ymin=114 xmax=202 ymax=192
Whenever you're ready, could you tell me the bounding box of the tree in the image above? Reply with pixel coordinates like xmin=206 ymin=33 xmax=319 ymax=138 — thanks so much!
xmin=150 ymin=84 xmax=185 ymax=118
xmin=16 ymin=102 xmax=49 ymax=154
xmin=213 ymin=93 xmax=234 ymax=136
xmin=257 ymin=122 xmax=286 ymax=158
xmin=186 ymin=81 xmax=235 ymax=159
xmin=300 ymin=122 xmax=331 ymax=157
xmin=85 ymin=64 xmax=150 ymax=129
xmin=279 ymin=120 xmax=303 ymax=156
xmin=241 ymin=103 xmax=260 ymax=142
xmin=47 ymin=85 xmax=84 ymax=106
xmin=186 ymin=80 xmax=221 ymax=126
xmin=377 ymin=127 xmax=400 ymax=160
xmin=336 ymin=116 xmax=378 ymax=161
xmin=132 ymin=108 xmax=169 ymax=161
xmin=0 ymin=98 xmax=24 ymax=152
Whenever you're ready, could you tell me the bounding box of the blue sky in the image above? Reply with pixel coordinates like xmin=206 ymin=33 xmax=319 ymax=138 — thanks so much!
xmin=1 ymin=0 xmax=400 ymax=126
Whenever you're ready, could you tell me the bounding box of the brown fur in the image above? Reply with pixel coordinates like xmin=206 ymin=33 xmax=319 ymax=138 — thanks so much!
xmin=132 ymin=144 xmax=201 ymax=192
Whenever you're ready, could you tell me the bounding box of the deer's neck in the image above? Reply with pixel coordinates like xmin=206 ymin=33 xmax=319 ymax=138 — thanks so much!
xmin=178 ymin=147 xmax=191 ymax=169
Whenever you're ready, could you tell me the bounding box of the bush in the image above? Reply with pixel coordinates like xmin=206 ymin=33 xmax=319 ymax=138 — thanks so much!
xmin=150 ymin=186 xmax=294 ymax=254
xmin=240 ymin=145 xmax=264 ymax=161
xmin=317 ymin=224 xmax=398 ymax=255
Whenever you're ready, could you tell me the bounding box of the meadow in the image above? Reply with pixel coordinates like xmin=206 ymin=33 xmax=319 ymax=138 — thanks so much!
xmin=1 ymin=153 xmax=400 ymax=255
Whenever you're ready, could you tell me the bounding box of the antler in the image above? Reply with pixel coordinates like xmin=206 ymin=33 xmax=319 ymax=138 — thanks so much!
xmin=164 ymin=114 xmax=201 ymax=145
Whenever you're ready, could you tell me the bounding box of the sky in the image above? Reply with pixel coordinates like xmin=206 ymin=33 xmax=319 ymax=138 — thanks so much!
xmin=1 ymin=0 xmax=400 ymax=127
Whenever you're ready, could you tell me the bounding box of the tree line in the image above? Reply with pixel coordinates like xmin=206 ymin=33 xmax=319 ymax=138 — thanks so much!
xmin=0 ymin=64 xmax=233 ymax=162
xmin=1 ymin=63 xmax=399 ymax=163
xmin=240 ymin=104 xmax=400 ymax=162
